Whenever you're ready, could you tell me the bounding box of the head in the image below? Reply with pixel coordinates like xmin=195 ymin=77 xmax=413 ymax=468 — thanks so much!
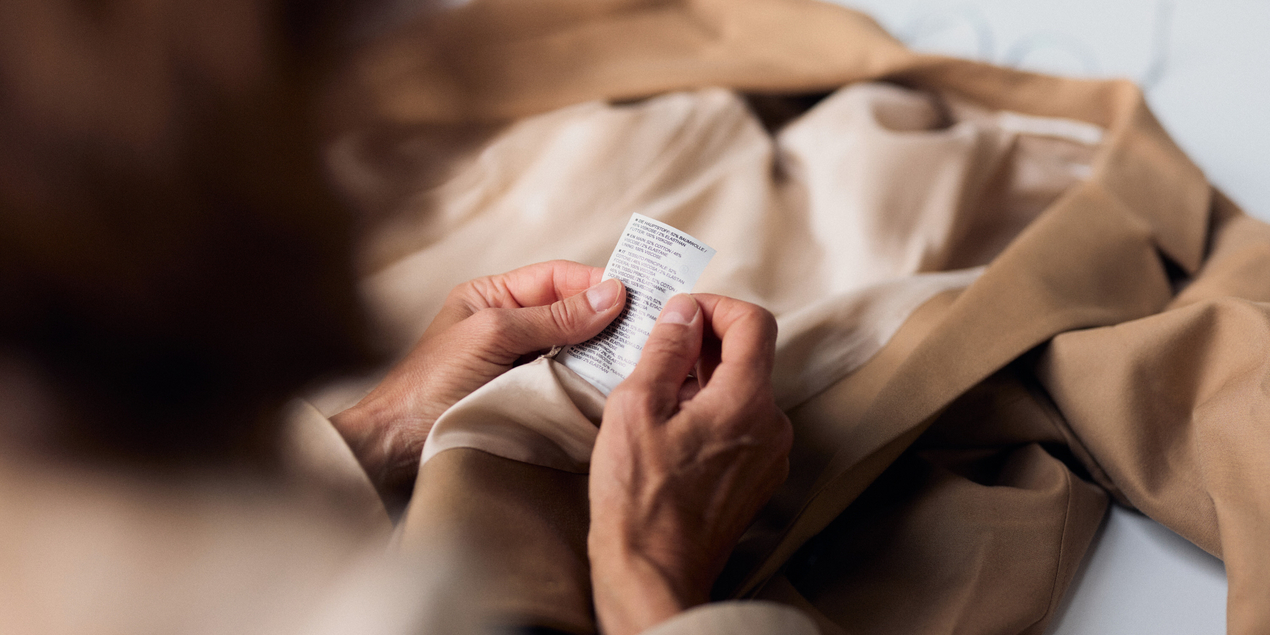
xmin=0 ymin=0 xmax=374 ymax=467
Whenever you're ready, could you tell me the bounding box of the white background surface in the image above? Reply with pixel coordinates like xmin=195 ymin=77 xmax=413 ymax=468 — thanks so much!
xmin=826 ymin=0 xmax=1270 ymax=224
xmin=1048 ymin=507 xmax=1227 ymax=634
xmin=820 ymin=1 xmax=1259 ymax=632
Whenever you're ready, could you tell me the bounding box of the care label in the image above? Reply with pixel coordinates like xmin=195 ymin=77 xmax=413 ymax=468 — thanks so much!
xmin=558 ymin=214 xmax=716 ymax=395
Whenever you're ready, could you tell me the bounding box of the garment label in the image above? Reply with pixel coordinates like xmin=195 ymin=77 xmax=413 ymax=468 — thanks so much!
xmin=558 ymin=214 xmax=716 ymax=395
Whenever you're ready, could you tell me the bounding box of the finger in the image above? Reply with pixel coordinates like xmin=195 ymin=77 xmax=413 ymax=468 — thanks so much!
xmin=474 ymin=260 xmax=604 ymax=309
xmin=620 ymin=294 xmax=704 ymax=412
xmin=468 ymin=277 xmax=626 ymax=360
xmin=691 ymin=294 xmax=778 ymax=397
xmin=429 ymin=261 xmax=604 ymax=335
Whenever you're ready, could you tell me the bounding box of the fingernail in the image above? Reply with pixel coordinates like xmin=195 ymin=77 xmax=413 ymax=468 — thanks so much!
xmin=659 ymin=294 xmax=698 ymax=325
xmin=586 ymin=279 xmax=622 ymax=311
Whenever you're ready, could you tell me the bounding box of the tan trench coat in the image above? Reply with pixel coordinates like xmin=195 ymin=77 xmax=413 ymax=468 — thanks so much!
xmin=318 ymin=1 xmax=1270 ymax=634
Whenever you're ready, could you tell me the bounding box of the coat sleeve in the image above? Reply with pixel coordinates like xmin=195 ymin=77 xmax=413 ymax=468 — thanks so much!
xmin=639 ymin=601 xmax=820 ymax=635
xmin=278 ymin=399 xmax=392 ymax=535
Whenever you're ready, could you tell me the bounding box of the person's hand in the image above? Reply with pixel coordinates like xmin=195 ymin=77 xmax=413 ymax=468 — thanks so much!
xmin=587 ymin=293 xmax=793 ymax=635
xmin=331 ymin=260 xmax=626 ymax=501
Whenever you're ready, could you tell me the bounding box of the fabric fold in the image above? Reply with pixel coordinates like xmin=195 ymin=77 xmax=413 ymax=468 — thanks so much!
xmin=422 ymin=356 xmax=605 ymax=473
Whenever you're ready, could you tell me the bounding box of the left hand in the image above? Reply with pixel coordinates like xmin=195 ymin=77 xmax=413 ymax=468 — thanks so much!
xmin=331 ymin=260 xmax=626 ymax=500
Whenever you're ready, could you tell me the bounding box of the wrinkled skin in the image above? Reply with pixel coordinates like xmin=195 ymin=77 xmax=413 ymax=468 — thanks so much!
xmin=589 ymin=293 xmax=793 ymax=635
xmin=332 ymin=260 xmax=625 ymax=498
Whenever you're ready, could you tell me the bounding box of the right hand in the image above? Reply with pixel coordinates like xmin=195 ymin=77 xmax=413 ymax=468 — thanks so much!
xmin=587 ymin=293 xmax=793 ymax=635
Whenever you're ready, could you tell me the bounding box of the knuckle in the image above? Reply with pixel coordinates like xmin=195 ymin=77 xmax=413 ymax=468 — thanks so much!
xmin=451 ymin=275 xmax=489 ymax=300
xmin=727 ymin=394 xmax=789 ymax=445
xmin=606 ymin=382 xmax=629 ymax=401
xmin=548 ymin=299 xmax=581 ymax=333
xmin=606 ymin=383 xmax=637 ymax=408
xmin=760 ymin=309 xmax=779 ymax=339
xmin=747 ymin=305 xmax=779 ymax=342
xmin=729 ymin=298 xmax=775 ymax=325
xmin=447 ymin=276 xmax=505 ymax=314
xmin=447 ymin=308 xmax=521 ymax=362
xmin=642 ymin=330 xmax=692 ymax=362
xmin=468 ymin=308 xmax=518 ymax=346
xmin=447 ymin=278 xmax=477 ymax=299
xmin=470 ymin=306 xmax=509 ymax=330
xmin=443 ymin=284 xmax=477 ymax=311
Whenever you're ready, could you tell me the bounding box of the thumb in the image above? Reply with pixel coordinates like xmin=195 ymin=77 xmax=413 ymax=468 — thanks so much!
xmin=622 ymin=294 xmax=703 ymax=407
xmin=489 ymin=278 xmax=626 ymax=355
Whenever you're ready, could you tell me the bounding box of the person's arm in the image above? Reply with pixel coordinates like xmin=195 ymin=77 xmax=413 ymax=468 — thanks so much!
xmin=587 ymin=293 xmax=796 ymax=635
xmin=331 ymin=260 xmax=625 ymax=500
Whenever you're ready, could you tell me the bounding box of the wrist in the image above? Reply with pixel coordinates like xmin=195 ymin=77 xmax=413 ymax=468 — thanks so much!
xmin=328 ymin=388 xmax=444 ymax=516
xmin=589 ymin=537 xmax=702 ymax=635
xmin=330 ymin=399 xmax=402 ymax=491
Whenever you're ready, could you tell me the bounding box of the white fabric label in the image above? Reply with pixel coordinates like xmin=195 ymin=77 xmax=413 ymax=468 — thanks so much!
xmin=558 ymin=214 xmax=716 ymax=395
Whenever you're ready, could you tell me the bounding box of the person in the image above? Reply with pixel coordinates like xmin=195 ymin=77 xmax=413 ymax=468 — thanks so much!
xmin=330 ymin=260 xmax=802 ymax=634
xmin=0 ymin=0 xmax=805 ymax=631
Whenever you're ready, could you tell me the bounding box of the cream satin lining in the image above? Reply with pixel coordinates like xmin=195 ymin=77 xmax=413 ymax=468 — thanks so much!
xmin=422 ymin=357 xmax=604 ymax=474
xmin=421 ymin=265 xmax=980 ymax=473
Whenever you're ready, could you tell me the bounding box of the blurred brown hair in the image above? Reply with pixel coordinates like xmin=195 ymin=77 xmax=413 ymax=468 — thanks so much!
xmin=0 ymin=0 xmax=374 ymax=465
